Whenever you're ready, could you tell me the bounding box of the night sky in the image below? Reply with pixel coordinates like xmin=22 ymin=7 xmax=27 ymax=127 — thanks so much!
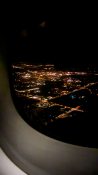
xmin=1 ymin=7 xmax=98 ymax=69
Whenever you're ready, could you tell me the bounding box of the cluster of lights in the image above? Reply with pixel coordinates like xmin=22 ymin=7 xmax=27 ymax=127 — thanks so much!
xmin=12 ymin=63 xmax=98 ymax=124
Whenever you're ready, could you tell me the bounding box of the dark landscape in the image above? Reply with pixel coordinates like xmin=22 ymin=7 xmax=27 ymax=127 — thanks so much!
xmin=11 ymin=63 xmax=98 ymax=148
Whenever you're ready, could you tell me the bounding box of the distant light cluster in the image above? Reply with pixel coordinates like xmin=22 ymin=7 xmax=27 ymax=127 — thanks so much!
xmin=12 ymin=63 xmax=98 ymax=124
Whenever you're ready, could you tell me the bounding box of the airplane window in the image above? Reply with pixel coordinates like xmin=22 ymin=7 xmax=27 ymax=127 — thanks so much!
xmin=7 ymin=12 xmax=98 ymax=148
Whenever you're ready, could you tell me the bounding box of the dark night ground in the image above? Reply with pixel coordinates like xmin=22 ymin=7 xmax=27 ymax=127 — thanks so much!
xmin=11 ymin=64 xmax=98 ymax=148
xmin=13 ymin=83 xmax=98 ymax=148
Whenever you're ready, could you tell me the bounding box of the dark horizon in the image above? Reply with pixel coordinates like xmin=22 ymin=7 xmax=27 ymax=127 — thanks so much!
xmin=10 ymin=56 xmax=98 ymax=72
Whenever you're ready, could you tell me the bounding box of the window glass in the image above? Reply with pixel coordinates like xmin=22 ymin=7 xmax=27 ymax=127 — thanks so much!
xmin=8 ymin=12 xmax=98 ymax=148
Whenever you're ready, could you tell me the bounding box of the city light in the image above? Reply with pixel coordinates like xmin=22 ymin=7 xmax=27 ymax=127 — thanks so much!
xmin=11 ymin=63 xmax=98 ymax=126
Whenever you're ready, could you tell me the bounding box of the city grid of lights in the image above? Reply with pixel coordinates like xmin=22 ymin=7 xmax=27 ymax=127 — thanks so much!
xmin=11 ymin=63 xmax=98 ymax=127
